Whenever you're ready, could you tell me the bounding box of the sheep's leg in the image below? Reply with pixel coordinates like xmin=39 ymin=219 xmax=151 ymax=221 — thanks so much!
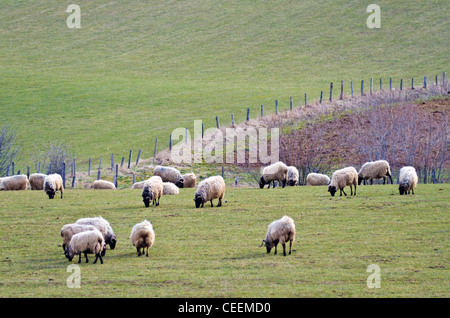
xmin=341 ymin=188 xmax=347 ymax=196
xmin=217 ymin=197 xmax=222 ymax=207
xmin=94 ymin=254 xmax=103 ymax=264
xmin=282 ymin=243 xmax=286 ymax=256
xmin=146 ymin=247 xmax=149 ymax=257
xmin=137 ymin=247 xmax=141 ymax=256
xmin=370 ymin=179 xmax=373 ymax=185
xmin=354 ymin=184 xmax=357 ymax=196
xmin=289 ymin=240 xmax=292 ymax=255
xmin=210 ymin=200 xmax=214 ymax=207
xmin=78 ymin=254 xmax=82 ymax=263
xmin=274 ymin=244 xmax=278 ymax=255
xmin=412 ymin=188 xmax=414 ymax=195
xmin=350 ymin=186 xmax=353 ymax=196
xmin=84 ymin=253 xmax=89 ymax=263
xmin=156 ymin=197 xmax=160 ymax=206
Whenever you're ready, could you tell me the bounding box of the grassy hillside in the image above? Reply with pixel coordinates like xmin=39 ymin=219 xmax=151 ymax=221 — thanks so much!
xmin=0 ymin=184 xmax=448 ymax=297
xmin=0 ymin=1 xmax=449 ymax=168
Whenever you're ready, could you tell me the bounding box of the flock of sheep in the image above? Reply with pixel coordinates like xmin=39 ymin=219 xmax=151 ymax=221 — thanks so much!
xmin=0 ymin=160 xmax=419 ymax=262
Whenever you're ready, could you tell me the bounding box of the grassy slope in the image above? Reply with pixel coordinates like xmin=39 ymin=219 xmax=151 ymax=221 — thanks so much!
xmin=0 ymin=1 xmax=449 ymax=169
xmin=0 ymin=184 xmax=448 ymax=297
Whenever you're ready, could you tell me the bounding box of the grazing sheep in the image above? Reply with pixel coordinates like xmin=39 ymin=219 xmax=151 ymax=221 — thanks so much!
xmin=60 ymin=223 xmax=96 ymax=252
xmin=287 ymin=166 xmax=299 ymax=186
xmin=142 ymin=176 xmax=164 ymax=207
xmin=130 ymin=220 xmax=155 ymax=257
xmin=398 ymin=166 xmax=418 ymax=195
xmin=65 ymin=229 xmax=106 ymax=264
xmin=0 ymin=175 xmax=28 ymax=191
xmin=194 ymin=175 xmax=226 ymax=208
xmin=153 ymin=165 xmax=184 ymax=188
xmin=29 ymin=173 xmax=47 ymax=190
xmin=131 ymin=181 xmax=146 ymax=189
xmin=182 ymin=173 xmax=197 ymax=188
xmin=44 ymin=174 xmax=64 ymax=199
xmin=259 ymin=216 xmax=295 ymax=256
xmin=76 ymin=216 xmax=117 ymax=250
xmin=328 ymin=166 xmax=358 ymax=197
xmin=306 ymin=173 xmax=330 ymax=186
xmin=259 ymin=161 xmax=288 ymax=189
xmin=358 ymin=160 xmax=393 ymax=185
xmin=162 ymin=182 xmax=179 ymax=195
xmin=92 ymin=180 xmax=116 ymax=190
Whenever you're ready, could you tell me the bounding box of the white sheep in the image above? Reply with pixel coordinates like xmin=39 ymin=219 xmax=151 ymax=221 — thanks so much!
xmin=306 ymin=173 xmax=330 ymax=186
xmin=259 ymin=161 xmax=288 ymax=188
xmin=194 ymin=175 xmax=226 ymax=208
xmin=0 ymin=175 xmax=28 ymax=191
xmin=29 ymin=173 xmax=47 ymax=190
xmin=60 ymin=223 xmax=96 ymax=252
xmin=92 ymin=180 xmax=116 ymax=190
xmin=182 ymin=173 xmax=197 ymax=188
xmin=328 ymin=166 xmax=358 ymax=197
xmin=131 ymin=181 xmax=146 ymax=189
xmin=162 ymin=182 xmax=179 ymax=195
xmin=287 ymin=166 xmax=299 ymax=186
xmin=358 ymin=160 xmax=393 ymax=185
xmin=65 ymin=229 xmax=106 ymax=264
xmin=153 ymin=165 xmax=184 ymax=188
xmin=259 ymin=216 xmax=296 ymax=256
xmin=130 ymin=220 xmax=155 ymax=257
xmin=76 ymin=216 xmax=117 ymax=251
xmin=44 ymin=174 xmax=64 ymax=199
xmin=398 ymin=166 xmax=418 ymax=195
xmin=142 ymin=176 xmax=163 ymax=207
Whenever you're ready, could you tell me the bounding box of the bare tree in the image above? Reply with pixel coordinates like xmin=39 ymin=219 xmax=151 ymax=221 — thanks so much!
xmin=32 ymin=141 xmax=75 ymax=175
xmin=0 ymin=125 xmax=20 ymax=177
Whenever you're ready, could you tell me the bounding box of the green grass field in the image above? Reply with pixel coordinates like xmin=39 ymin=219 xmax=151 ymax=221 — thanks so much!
xmin=0 ymin=184 xmax=448 ymax=297
xmin=1 ymin=1 xmax=449 ymax=168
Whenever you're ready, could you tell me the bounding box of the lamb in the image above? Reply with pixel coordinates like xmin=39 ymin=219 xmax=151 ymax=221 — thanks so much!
xmin=398 ymin=166 xmax=418 ymax=195
xmin=44 ymin=174 xmax=64 ymax=199
xmin=162 ymin=182 xmax=179 ymax=195
xmin=75 ymin=216 xmax=117 ymax=250
xmin=287 ymin=166 xmax=299 ymax=186
xmin=194 ymin=175 xmax=226 ymax=208
xmin=142 ymin=176 xmax=163 ymax=207
xmin=130 ymin=220 xmax=155 ymax=257
xmin=182 ymin=173 xmax=196 ymax=188
xmin=259 ymin=216 xmax=295 ymax=256
xmin=65 ymin=229 xmax=106 ymax=264
xmin=328 ymin=166 xmax=358 ymax=197
xmin=358 ymin=160 xmax=393 ymax=185
xmin=0 ymin=175 xmax=28 ymax=191
xmin=153 ymin=165 xmax=184 ymax=188
xmin=259 ymin=161 xmax=288 ymax=188
xmin=60 ymin=223 xmax=96 ymax=252
xmin=29 ymin=173 xmax=47 ymax=190
xmin=92 ymin=180 xmax=116 ymax=189
xmin=306 ymin=173 xmax=330 ymax=186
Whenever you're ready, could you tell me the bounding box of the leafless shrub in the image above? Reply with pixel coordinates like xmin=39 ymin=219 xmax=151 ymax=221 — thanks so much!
xmin=0 ymin=125 xmax=20 ymax=177
xmin=32 ymin=141 xmax=75 ymax=175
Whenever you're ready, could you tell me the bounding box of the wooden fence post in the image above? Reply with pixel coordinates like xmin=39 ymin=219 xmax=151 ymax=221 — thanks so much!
xmin=304 ymin=93 xmax=307 ymax=106
xmin=246 ymin=108 xmax=250 ymax=121
xmin=111 ymin=153 xmax=114 ymax=172
xmin=216 ymin=116 xmax=220 ymax=129
xmin=275 ymin=100 xmax=278 ymax=115
xmin=261 ymin=105 xmax=263 ymax=117
xmin=132 ymin=173 xmax=136 ymax=185
xmin=12 ymin=162 xmax=14 ymax=175
xmin=424 ymin=76 xmax=427 ymax=89
xmin=154 ymin=138 xmax=158 ymax=157
xmin=370 ymin=78 xmax=373 ymax=95
xmin=380 ymin=78 xmax=382 ymax=91
xmin=390 ymin=77 xmax=392 ymax=91
xmin=136 ymin=149 xmax=142 ymax=166
xmin=361 ymin=80 xmax=364 ymax=96
xmin=400 ymin=78 xmax=403 ymax=90
xmin=231 ymin=114 xmax=235 ymax=126
xmin=128 ymin=150 xmax=132 ymax=169
xmin=329 ymin=82 xmax=333 ymax=101
xmin=412 ymin=77 xmax=414 ymax=90
xmin=37 ymin=162 xmax=40 ymax=174
xmin=62 ymin=162 xmax=66 ymax=188
xmin=169 ymin=134 xmax=172 ymax=150
xmin=290 ymin=96 xmax=293 ymax=111
xmin=120 ymin=156 xmax=125 ymax=168
xmin=97 ymin=167 xmax=101 ymax=181
xmin=340 ymin=80 xmax=343 ymax=100
xmin=88 ymin=158 xmax=91 ymax=176
xmin=114 ymin=164 xmax=118 ymax=188
xmin=320 ymin=91 xmax=323 ymax=103
xmin=27 ymin=166 xmax=30 ymax=179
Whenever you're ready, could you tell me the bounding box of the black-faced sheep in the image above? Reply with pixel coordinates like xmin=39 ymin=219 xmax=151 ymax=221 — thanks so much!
xmin=142 ymin=176 xmax=163 ymax=207
xmin=358 ymin=160 xmax=393 ymax=185
xmin=44 ymin=174 xmax=64 ymax=199
xmin=399 ymin=166 xmax=418 ymax=195
xmin=65 ymin=229 xmax=106 ymax=264
xmin=259 ymin=161 xmax=288 ymax=189
xmin=29 ymin=173 xmax=47 ymax=190
xmin=130 ymin=220 xmax=155 ymax=257
xmin=162 ymin=182 xmax=179 ymax=195
xmin=182 ymin=173 xmax=196 ymax=188
xmin=60 ymin=223 xmax=96 ymax=252
xmin=92 ymin=180 xmax=116 ymax=189
xmin=287 ymin=166 xmax=299 ymax=186
xmin=75 ymin=216 xmax=117 ymax=251
xmin=153 ymin=165 xmax=184 ymax=188
xmin=306 ymin=173 xmax=330 ymax=186
xmin=0 ymin=175 xmax=28 ymax=191
xmin=328 ymin=166 xmax=358 ymax=197
xmin=194 ymin=175 xmax=226 ymax=208
xmin=259 ymin=216 xmax=296 ymax=256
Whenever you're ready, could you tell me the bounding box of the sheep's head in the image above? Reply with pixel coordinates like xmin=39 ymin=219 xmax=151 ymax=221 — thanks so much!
xmin=194 ymin=193 xmax=204 ymax=208
xmin=142 ymin=187 xmax=152 ymax=207
xmin=259 ymin=176 xmax=266 ymax=189
xmin=65 ymin=248 xmax=73 ymax=261
xmin=288 ymin=180 xmax=296 ymax=186
xmin=328 ymin=185 xmax=337 ymax=197
xmin=175 ymin=177 xmax=184 ymax=188
xmin=399 ymin=183 xmax=409 ymax=195
xmin=109 ymin=236 xmax=117 ymax=250
xmin=46 ymin=188 xmax=56 ymax=199
xmin=259 ymin=239 xmax=274 ymax=254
